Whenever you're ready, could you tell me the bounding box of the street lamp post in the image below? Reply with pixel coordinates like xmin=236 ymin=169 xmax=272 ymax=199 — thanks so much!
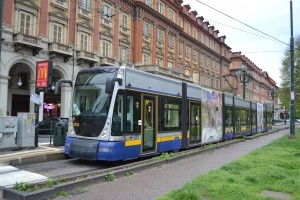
xmin=235 ymin=63 xmax=253 ymax=99
xmin=268 ymin=88 xmax=275 ymax=124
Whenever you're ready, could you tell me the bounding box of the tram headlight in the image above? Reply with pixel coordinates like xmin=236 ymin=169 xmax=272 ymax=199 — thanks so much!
xmin=100 ymin=128 xmax=109 ymax=138
xmin=100 ymin=120 xmax=111 ymax=138
xmin=68 ymin=121 xmax=75 ymax=135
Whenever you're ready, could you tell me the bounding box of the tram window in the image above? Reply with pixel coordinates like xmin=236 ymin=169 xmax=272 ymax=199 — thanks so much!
xmin=126 ymin=96 xmax=133 ymax=132
xmin=164 ymin=104 xmax=179 ymax=128
xmin=112 ymin=90 xmax=141 ymax=136
xmin=126 ymin=91 xmax=141 ymax=133
xmin=159 ymin=96 xmax=181 ymax=131
xmin=252 ymin=111 xmax=257 ymax=125
xmin=112 ymin=95 xmax=123 ymax=134
xmin=74 ymin=89 xmax=99 ymax=114
xmin=225 ymin=106 xmax=233 ymax=127
xmin=240 ymin=109 xmax=249 ymax=126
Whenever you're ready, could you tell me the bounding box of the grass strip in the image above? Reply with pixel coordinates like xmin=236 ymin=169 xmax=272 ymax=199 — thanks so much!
xmin=158 ymin=131 xmax=300 ymax=200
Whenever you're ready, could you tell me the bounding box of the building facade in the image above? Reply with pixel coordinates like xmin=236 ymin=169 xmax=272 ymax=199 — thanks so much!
xmin=0 ymin=0 xmax=276 ymax=120
xmin=229 ymin=52 xmax=278 ymax=118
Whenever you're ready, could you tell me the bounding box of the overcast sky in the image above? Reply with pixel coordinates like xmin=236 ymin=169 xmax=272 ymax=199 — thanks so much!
xmin=183 ymin=0 xmax=300 ymax=86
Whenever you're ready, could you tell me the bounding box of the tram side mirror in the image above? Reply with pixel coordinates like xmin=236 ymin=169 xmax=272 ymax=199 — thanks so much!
xmin=54 ymin=79 xmax=73 ymax=95
xmin=105 ymin=74 xmax=122 ymax=94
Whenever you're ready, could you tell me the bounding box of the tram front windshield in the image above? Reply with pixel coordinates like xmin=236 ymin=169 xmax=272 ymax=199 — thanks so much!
xmin=72 ymin=68 xmax=118 ymax=137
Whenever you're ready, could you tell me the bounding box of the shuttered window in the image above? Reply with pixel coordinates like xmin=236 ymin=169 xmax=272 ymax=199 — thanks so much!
xmin=80 ymin=33 xmax=88 ymax=51
xmin=102 ymin=40 xmax=111 ymax=57
xmin=20 ymin=12 xmax=31 ymax=35
xmin=53 ymin=23 xmax=63 ymax=43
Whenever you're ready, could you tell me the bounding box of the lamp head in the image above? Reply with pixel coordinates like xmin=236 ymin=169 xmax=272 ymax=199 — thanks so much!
xmin=17 ymin=77 xmax=22 ymax=86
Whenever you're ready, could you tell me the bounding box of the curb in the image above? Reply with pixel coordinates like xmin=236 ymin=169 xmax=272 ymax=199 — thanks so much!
xmin=9 ymin=152 xmax=65 ymax=166
xmin=2 ymin=127 xmax=290 ymax=200
xmin=1 ymin=139 xmax=242 ymax=200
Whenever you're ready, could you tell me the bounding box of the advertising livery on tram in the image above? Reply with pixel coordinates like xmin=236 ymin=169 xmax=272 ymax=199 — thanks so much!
xmin=55 ymin=66 xmax=272 ymax=161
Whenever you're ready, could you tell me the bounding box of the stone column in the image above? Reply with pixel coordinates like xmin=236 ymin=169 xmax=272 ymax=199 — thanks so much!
xmin=60 ymin=84 xmax=72 ymax=118
xmin=29 ymin=80 xmax=36 ymax=113
xmin=39 ymin=92 xmax=44 ymax=121
xmin=0 ymin=75 xmax=10 ymax=116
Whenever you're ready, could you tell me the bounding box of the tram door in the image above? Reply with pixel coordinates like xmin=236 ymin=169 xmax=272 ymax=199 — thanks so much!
xmin=142 ymin=95 xmax=157 ymax=153
xmin=235 ymin=108 xmax=242 ymax=137
xmin=190 ymin=101 xmax=201 ymax=144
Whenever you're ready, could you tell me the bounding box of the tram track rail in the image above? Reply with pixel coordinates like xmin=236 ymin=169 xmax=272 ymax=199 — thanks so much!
xmin=3 ymin=126 xmax=289 ymax=200
xmin=16 ymin=137 xmax=241 ymax=181
xmin=17 ymin=127 xmax=286 ymax=182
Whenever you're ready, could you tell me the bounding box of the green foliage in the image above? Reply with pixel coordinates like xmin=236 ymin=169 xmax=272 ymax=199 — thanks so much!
xmin=158 ymin=131 xmax=300 ymax=200
xmin=155 ymin=152 xmax=174 ymax=160
xmin=57 ymin=190 xmax=69 ymax=197
xmin=45 ymin=179 xmax=54 ymax=188
xmin=13 ymin=182 xmax=34 ymax=192
xmin=158 ymin=188 xmax=200 ymax=200
xmin=279 ymin=35 xmax=300 ymax=117
xmin=105 ymin=171 xmax=116 ymax=181
xmin=125 ymin=171 xmax=134 ymax=176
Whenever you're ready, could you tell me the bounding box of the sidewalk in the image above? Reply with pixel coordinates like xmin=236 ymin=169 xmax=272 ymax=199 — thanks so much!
xmin=52 ymin=126 xmax=291 ymax=200
xmin=0 ymin=144 xmax=64 ymax=189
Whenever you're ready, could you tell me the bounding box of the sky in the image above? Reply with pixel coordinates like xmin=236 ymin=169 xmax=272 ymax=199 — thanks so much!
xmin=183 ymin=0 xmax=300 ymax=86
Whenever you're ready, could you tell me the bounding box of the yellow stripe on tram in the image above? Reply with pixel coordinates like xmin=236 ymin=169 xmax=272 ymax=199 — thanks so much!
xmin=125 ymin=139 xmax=141 ymax=146
xmin=158 ymin=136 xmax=175 ymax=142
xmin=158 ymin=134 xmax=182 ymax=142
xmin=241 ymin=126 xmax=247 ymax=131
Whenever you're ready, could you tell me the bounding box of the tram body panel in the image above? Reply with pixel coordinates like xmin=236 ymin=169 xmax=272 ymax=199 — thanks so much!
xmin=62 ymin=66 xmax=272 ymax=161
xmin=251 ymin=102 xmax=258 ymax=134
xmin=223 ymin=94 xmax=234 ymax=140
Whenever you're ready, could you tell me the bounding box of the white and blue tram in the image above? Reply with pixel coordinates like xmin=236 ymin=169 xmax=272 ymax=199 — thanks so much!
xmin=57 ymin=66 xmax=272 ymax=161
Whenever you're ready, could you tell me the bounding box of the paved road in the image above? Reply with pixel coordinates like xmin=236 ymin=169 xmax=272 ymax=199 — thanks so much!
xmin=53 ymin=128 xmax=291 ymax=200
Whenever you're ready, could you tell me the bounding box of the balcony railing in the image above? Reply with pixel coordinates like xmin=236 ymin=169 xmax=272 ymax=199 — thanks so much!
xmin=76 ymin=50 xmax=99 ymax=63
xmin=100 ymin=57 xmax=117 ymax=65
xmin=13 ymin=33 xmax=42 ymax=55
xmin=13 ymin=33 xmax=41 ymax=46
xmin=48 ymin=42 xmax=73 ymax=61
xmin=49 ymin=43 xmax=72 ymax=55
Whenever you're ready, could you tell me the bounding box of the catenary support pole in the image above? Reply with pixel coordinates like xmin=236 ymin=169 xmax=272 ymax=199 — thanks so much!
xmin=289 ymin=0 xmax=295 ymax=138
xmin=0 ymin=0 xmax=3 ymax=72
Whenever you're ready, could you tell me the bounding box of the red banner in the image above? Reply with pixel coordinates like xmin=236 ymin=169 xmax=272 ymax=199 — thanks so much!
xmin=36 ymin=61 xmax=49 ymax=88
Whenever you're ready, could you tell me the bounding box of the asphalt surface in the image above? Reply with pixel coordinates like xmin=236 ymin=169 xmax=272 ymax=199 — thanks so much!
xmin=51 ymin=126 xmax=291 ymax=200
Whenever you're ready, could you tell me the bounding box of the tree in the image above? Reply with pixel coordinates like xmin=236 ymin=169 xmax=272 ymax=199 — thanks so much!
xmin=278 ymin=36 xmax=300 ymax=118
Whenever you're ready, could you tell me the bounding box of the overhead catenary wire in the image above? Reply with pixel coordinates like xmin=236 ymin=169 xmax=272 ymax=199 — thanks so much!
xmin=194 ymin=0 xmax=290 ymax=47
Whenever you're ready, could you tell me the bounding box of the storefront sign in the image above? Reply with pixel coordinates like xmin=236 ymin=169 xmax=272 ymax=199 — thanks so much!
xmin=35 ymin=60 xmax=53 ymax=93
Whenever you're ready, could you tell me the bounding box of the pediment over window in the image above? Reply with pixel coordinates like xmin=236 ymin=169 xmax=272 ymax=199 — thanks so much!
xmin=49 ymin=11 xmax=69 ymax=24
xmin=142 ymin=44 xmax=151 ymax=52
xmin=119 ymin=37 xmax=130 ymax=45
xmin=156 ymin=48 xmax=164 ymax=56
xmin=168 ymin=53 xmax=174 ymax=60
xmin=15 ymin=0 xmax=39 ymax=14
xmin=100 ymin=29 xmax=113 ymax=39
xmin=77 ymin=21 xmax=93 ymax=33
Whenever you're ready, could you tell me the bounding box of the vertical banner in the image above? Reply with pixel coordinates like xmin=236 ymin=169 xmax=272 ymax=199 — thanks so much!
xmin=35 ymin=60 xmax=53 ymax=93
xmin=34 ymin=60 xmax=53 ymax=147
